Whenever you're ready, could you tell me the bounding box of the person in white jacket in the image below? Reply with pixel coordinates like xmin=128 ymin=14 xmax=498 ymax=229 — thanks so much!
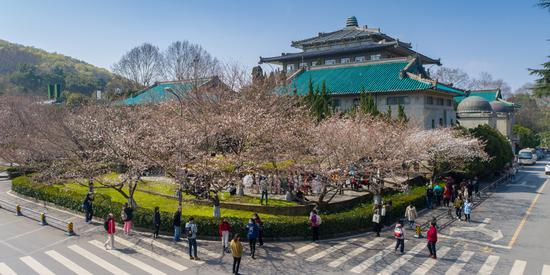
xmin=404 ymin=204 xmax=418 ymax=229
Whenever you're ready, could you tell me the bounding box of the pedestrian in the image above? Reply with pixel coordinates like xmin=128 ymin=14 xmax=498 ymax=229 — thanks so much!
xmin=246 ymin=218 xmax=259 ymax=259
xmin=253 ymin=213 xmax=264 ymax=246
xmin=122 ymin=202 xmax=133 ymax=235
xmin=433 ymin=183 xmax=443 ymax=207
xmin=185 ymin=217 xmax=199 ymax=260
xmin=473 ymin=177 xmax=480 ymax=199
xmin=173 ymin=206 xmax=182 ymax=242
xmin=152 ymin=206 xmax=161 ymax=239
xmin=463 ymin=199 xmax=473 ymax=222
xmin=372 ymin=205 xmax=382 ymax=237
xmin=230 ymin=234 xmax=243 ymax=275
xmin=405 ymin=203 xmax=418 ymax=230
xmin=310 ymin=209 xmax=321 ymax=241
xmin=219 ymin=217 xmax=231 ymax=253
xmin=260 ymin=176 xmax=269 ymax=205
xmin=394 ymin=221 xmax=405 ymax=254
xmin=427 ymin=221 xmax=438 ymax=259
xmin=466 ymin=181 xmax=473 ymax=200
xmin=454 ymin=196 xmax=463 ymax=220
xmin=103 ymin=213 xmax=116 ymax=250
xmin=426 ymin=186 xmax=434 ymax=209
xmin=82 ymin=193 xmax=94 ymax=223
xmin=212 ymin=192 xmax=221 ymax=218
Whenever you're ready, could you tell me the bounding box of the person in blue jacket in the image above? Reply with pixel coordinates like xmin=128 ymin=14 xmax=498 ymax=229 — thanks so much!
xmin=246 ymin=218 xmax=259 ymax=259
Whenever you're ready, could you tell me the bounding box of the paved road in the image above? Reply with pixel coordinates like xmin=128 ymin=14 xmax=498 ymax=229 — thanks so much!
xmin=0 ymin=158 xmax=548 ymax=275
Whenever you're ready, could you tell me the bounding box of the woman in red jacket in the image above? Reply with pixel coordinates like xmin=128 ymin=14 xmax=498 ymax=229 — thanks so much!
xmin=427 ymin=221 xmax=438 ymax=259
xmin=103 ymin=213 xmax=116 ymax=250
xmin=219 ymin=218 xmax=232 ymax=253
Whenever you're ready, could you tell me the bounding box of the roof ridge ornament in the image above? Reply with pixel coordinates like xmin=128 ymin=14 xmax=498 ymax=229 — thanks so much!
xmin=346 ymin=16 xmax=358 ymax=27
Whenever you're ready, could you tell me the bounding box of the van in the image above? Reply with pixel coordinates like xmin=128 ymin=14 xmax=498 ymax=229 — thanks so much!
xmin=518 ymin=148 xmax=537 ymax=165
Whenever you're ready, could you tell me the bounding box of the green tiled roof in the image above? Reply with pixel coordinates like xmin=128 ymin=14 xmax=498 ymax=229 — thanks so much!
xmin=122 ymin=78 xmax=211 ymax=105
xmin=286 ymin=60 xmax=463 ymax=96
xmin=469 ymin=90 xmax=500 ymax=102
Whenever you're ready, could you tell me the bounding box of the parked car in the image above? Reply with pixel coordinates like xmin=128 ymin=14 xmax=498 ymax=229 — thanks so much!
xmin=545 ymin=162 xmax=550 ymax=175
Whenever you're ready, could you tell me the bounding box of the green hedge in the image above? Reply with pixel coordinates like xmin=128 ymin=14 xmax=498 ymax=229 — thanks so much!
xmin=12 ymin=176 xmax=427 ymax=240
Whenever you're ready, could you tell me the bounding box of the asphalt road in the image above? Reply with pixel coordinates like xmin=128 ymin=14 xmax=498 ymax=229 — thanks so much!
xmin=0 ymin=158 xmax=548 ymax=275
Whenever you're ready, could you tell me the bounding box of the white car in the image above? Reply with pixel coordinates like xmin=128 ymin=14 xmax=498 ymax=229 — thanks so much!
xmin=546 ymin=162 xmax=550 ymax=175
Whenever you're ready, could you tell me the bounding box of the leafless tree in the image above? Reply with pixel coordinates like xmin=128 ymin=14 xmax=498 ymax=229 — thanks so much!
xmin=163 ymin=41 xmax=221 ymax=81
xmin=431 ymin=67 xmax=471 ymax=89
xmin=112 ymin=43 xmax=163 ymax=86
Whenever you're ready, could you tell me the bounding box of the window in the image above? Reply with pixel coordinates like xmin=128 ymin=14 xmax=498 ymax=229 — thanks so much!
xmin=353 ymin=98 xmax=359 ymax=107
xmin=370 ymin=54 xmax=381 ymax=61
xmin=341 ymin=58 xmax=351 ymax=64
xmin=427 ymin=96 xmax=434 ymax=105
xmin=431 ymin=119 xmax=435 ymax=129
xmin=355 ymin=56 xmax=365 ymax=62
xmin=325 ymin=59 xmax=336 ymax=65
xmin=299 ymin=62 xmax=308 ymax=68
xmin=311 ymin=61 xmax=318 ymax=66
xmin=386 ymin=96 xmax=410 ymax=105
xmin=286 ymin=64 xmax=295 ymax=71
xmin=436 ymin=98 xmax=444 ymax=106
xmin=446 ymin=99 xmax=452 ymax=106
xmin=333 ymin=99 xmax=341 ymax=111
xmin=439 ymin=118 xmax=444 ymax=127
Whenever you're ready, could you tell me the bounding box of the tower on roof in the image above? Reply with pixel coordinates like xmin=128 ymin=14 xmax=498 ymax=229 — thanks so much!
xmin=346 ymin=16 xmax=358 ymax=27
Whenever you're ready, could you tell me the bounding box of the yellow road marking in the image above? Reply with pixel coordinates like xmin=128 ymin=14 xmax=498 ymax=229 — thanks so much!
xmin=508 ymin=180 xmax=548 ymax=248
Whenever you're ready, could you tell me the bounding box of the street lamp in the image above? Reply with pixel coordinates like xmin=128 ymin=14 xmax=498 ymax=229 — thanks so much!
xmin=164 ymin=87 xmax=184 ymax=117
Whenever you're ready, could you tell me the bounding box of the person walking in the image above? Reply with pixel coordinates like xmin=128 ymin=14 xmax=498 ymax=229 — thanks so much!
xmin=443 ymin=185 xmax=451 ymax=207
xmin=394 ymin=221 xmax=405 ymax=254
xmin=152 ymin=206 xmax=161 ymax=239
xmin=122 ymin=203 xmax=133 ymax=235
xmin=82 ymin=193 xmax=94 ymax=224
xmin=427 ymin=221 xmax=438 ymax=259
xmin=230 ymin=234 xmax=243 ymax=275
xmin=473 ymin=177 xmax=480 ymax=199
xmin=219 ymin=217 xmax=231 ymax=253
xmin=253 ymin=213 xmax=264 ymax=246
xmin=185 ymin=217 xmax=199 ymax=260
xmin=405 ymin=203 xmax=418 ymax=230
xmin=310 ymin=209 xmax=321 ymax=242
xmin=246 ymin=218 xmax=259 ymax=259
xmin=103 ymin=213 xmax=116 ymax=250
xmin=433 ymin=184 xmax=443 ymax=207
xmin=212 ymin=192 xmax=221 ymax=218
xmin=454 ymin=196 xmax=464 ymax=221
xmin=426 ymin=186 xmax=434 ymax=209
xmin=463 ymin=199 xmax=473 ymax=222
xmin=260 ymin=176 xmax=269 ymax=205
xmin=373 ymin=205 xmax=382 ymax=237
xmin=173 ymin=206 xmax=182 ymax=242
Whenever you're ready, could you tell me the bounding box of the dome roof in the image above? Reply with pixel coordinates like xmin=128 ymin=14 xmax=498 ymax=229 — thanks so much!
xmin=457 ymin=96 xmax=493 ymax=113
xmin=346 ymin=16 xmax=358 ymax=27
xmin=490 ymin=100 xmax=513 ymax=113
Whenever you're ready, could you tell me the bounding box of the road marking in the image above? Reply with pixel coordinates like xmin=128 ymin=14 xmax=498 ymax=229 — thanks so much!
xmin=438 ymin=234 xmax=511 ymax=250
xmin=444 ymin=251 xmax=474 ymax=275
xmin=68 ymin=244 xmax=129 ymax=275
xmin=328 ymin=237 xmax=385 ymax=267
xmin=350 ymin=243 xmax=396 ymax=273
xmin=20 ymin=256 xmax=55 ymax=275
xmin=285 ymin=243 xmax=318 ymax=257
xmin=411 ymin=246 xmax=451 ymax=275
xmin=378 ymin=242 xmax=425 ymax=275
xmin=478 ymin=218 xmax=491 ymax=228
xmin=89 ymin=240 xmax=166 ymax=275
xmin=115 ymin=237 xmax=188 ymax=271
xmin=147 ymin=238 xmax=204 ymax=264
xmin=508 ymin=260 xmax=526 ymax=275
xmin=4 ymin=226 xmax=48 ymax=242
xmin=0 ymin=263 xmax=16 ymax=275
xmin=543 ymin=265 xmax=550 ymax=275
xmin=306 ymin=240 xmax=355 ymax=262
xmin=45 ymin=250 xmax=92 ymax=275
xmin=508 ymin=180 xmax=547 ymax=248
xmin=176 ymin=239 xmax=221 ymax=258
xmin=478 ymin=255 xmax=499 ymax=275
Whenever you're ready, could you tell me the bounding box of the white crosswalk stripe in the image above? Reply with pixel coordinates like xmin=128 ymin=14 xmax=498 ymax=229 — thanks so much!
xmin=350 ymin=242 xmax=396 ymax=273
xmin=445 ymin=250 xmax=474 ymax=275
xmin=328 ymin=237 xmax=385 ymax=268
xmin=542 ymin=265 xmax=550 ymax=275
xmin=68 ymin=244 xmax=130 ymax=275
xmin=0 ymin=263 xmax=16 ymax=275
xmin=306 ymin=239 xmax=356 ymax=262
xmin=20 ymin=256 xmax=55 ymax=275
xmin=377 ymin=242 xmax=425 ymax=275
xmin=509 ymin=260 xmax=527 ymax=275
xmin=115 ymin=237 xmax=188 ymax=271
xmin=411 ymin=246 xmax=451 ymax=275
xmin=148 ymin=238 xmax=204 ymax=264
xmin=89 ymin=240 xmax=166 ymax=275
xmin=285 ymin=243 xmax=318 ymax=257
xmin=45 ymin=250 xmax=92 ymax=275
xmin=478 ymin=255 xmax=499 ymax=275
xmin=176 ymin=240 xmax=221 ymax=258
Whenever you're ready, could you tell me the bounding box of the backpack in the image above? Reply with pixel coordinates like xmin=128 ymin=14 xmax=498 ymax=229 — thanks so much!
xmin=186 ymin=224 xmax=195 ymax=238
xmin=315 ymin=215 xmax=322 ymax=225
xmin=394 ymin=227 xmax=403 ymax=238
xmin=104 ymin=219 xmax=109 ymax=232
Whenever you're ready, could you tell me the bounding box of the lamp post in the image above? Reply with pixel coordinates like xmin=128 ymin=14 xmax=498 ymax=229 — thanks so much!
xmin=164 ymin=87 xmax=184 ymax=117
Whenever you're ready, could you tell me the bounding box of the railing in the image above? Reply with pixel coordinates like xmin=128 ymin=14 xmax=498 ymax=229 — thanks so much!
xmin=0 ymin=198 xmax=76 ymax=235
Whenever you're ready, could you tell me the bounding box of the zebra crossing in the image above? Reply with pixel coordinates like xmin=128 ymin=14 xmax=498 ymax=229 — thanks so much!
xmin=0 ymin=236 xmax=214 ymax=275
xmin=286 ymin=235 xmax=550 ymax=275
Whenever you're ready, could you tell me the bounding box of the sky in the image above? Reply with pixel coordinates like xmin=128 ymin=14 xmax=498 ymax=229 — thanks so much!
xmin=1 ymin=0 xmax=549 ymax=91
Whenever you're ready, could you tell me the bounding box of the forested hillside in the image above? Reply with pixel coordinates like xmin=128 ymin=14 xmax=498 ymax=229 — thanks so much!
xmin=0 ymin=39 xmax=113 ymax=96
